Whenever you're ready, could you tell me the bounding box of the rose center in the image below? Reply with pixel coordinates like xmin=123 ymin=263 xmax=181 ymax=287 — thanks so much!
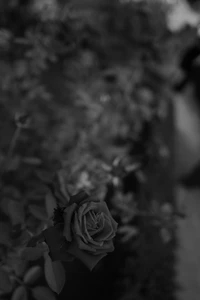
xmin=86 ymin=210 xmax=101 ymax=230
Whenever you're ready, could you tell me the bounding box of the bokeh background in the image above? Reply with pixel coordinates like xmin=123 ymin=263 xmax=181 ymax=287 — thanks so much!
xmin=0 ymin=1 xmax=200 ymax=300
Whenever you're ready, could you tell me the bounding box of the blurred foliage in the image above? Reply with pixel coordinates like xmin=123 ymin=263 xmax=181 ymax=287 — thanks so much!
xmin=0 ymin=0 xmax=196 ymax=300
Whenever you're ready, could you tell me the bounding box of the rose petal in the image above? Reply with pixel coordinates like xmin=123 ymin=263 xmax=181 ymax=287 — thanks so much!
xmin=93 ymin=240 xmax=114 ymax=255
xmin=87 ymin=211 xmax=96 ymax=225
xmin=73 ymin=212 xmax=88 ymax=244
xmin=85 ymin=211 xmax=98 ymax=230
xmin=67 ymin=240 xmax=107 ymax=270
xmin=87 ymin=213 xmax=105 ymax=237
xmin=98 ymin=201 xmax=118 ymax=231
xmin=89 ymin=238 xmax=104 ymax=247
xmin=104 ymin=215 xmax=117 ymax=240
xmin=63 ymin=203 xmax=77 ymax=241
xmin=77 ymin=203 xmax=88 ymax=225
xmin=80 ymin=196 xmax=100 ymax=206
xmin=75 ymin=234 xmax=96 ymax=253
xmin=94 ymin=215 xmax=114 ymax=242
xmin=82 ymin=215 xmax=104 ymax=247
xmin=110 ymin=217 xmax=118 ymax=233
xmin=83 ymin=215 xmax=92 ymax=241
xmin=81 ymin=201 xmax=102 ymax=216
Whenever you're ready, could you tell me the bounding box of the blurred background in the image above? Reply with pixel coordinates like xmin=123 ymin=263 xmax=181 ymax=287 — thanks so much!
xmin=0 ymin=0 xmax=200 ymax=300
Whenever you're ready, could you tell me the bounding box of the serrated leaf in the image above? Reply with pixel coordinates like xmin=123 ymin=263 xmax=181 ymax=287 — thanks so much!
xmin=23 ymin=266 xmax=42 ymax=285
xmin=0 ymin=222 xmax=12 ymax=247
xmin=45 ymin=192 xmax=57 ymax=219
xmin=0 ymin=267 xmax=12 ymax=293
xmin=11 ymin=286 xmax=27 ymax=300
xmin=8 ymin=200 xmax=25 ymax=225
xmin=29 ymin=205 xmax=48 ymax=221
xmin=21 ymin=247 xmax=45 ymax=261
xmin=44 ymin=254 xmax=65 ymax=294
xmin=32 ymin=286 xmax=56 ymax=300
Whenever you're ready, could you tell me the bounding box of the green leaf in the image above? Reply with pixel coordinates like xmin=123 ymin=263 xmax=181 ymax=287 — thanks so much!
xmin=29 ymin=205 xmax=48 ymax=221
xmin=57 ymin=170 xmax=70 ymax=199
xmin=32 ymin=286 xmax=56 ymax=300
xmin=54 ymin=170 xmax=70 ymax=205
xmin=43 ymin=227 xmax=73 ymax=262
xmin=44 ymin=254 xmax=65 ymax=294
xmin=11 ymin=286 xmax=28 ymax=300
xmin=6 ymin=255 xmax=28 ymax=277
xmin=35 ymin=170 xmax=54 ymax=184
xmin=0 ymin=222 xmax=12 ymax=247
xmin=70 ymin=190 xmax=90 ymax=205
xmin=45 ymin=192 xmax=57 ymax=219
xmin=0 ymin=267 xmax=12 ymax=293
xmin=27 ymin=233 xmax=45 ymax=247
xmin=21 ymin=247 xmax=45 ymax=261
xmin=15 ymin=230 xmax=32 ymax=247
xmin=23 ymin=266 xmax=42 ymax=285
xmin=6 ymin=156 xmax=20 ymax=171
xmin=8 ymin=200 xmax=25 ymax=225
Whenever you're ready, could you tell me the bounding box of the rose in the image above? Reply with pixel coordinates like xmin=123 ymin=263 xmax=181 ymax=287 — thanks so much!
xmin=63 ymin=192 xmax=118 ymax=270
xmin=42 ymin=191 xmax=118 ymax=270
